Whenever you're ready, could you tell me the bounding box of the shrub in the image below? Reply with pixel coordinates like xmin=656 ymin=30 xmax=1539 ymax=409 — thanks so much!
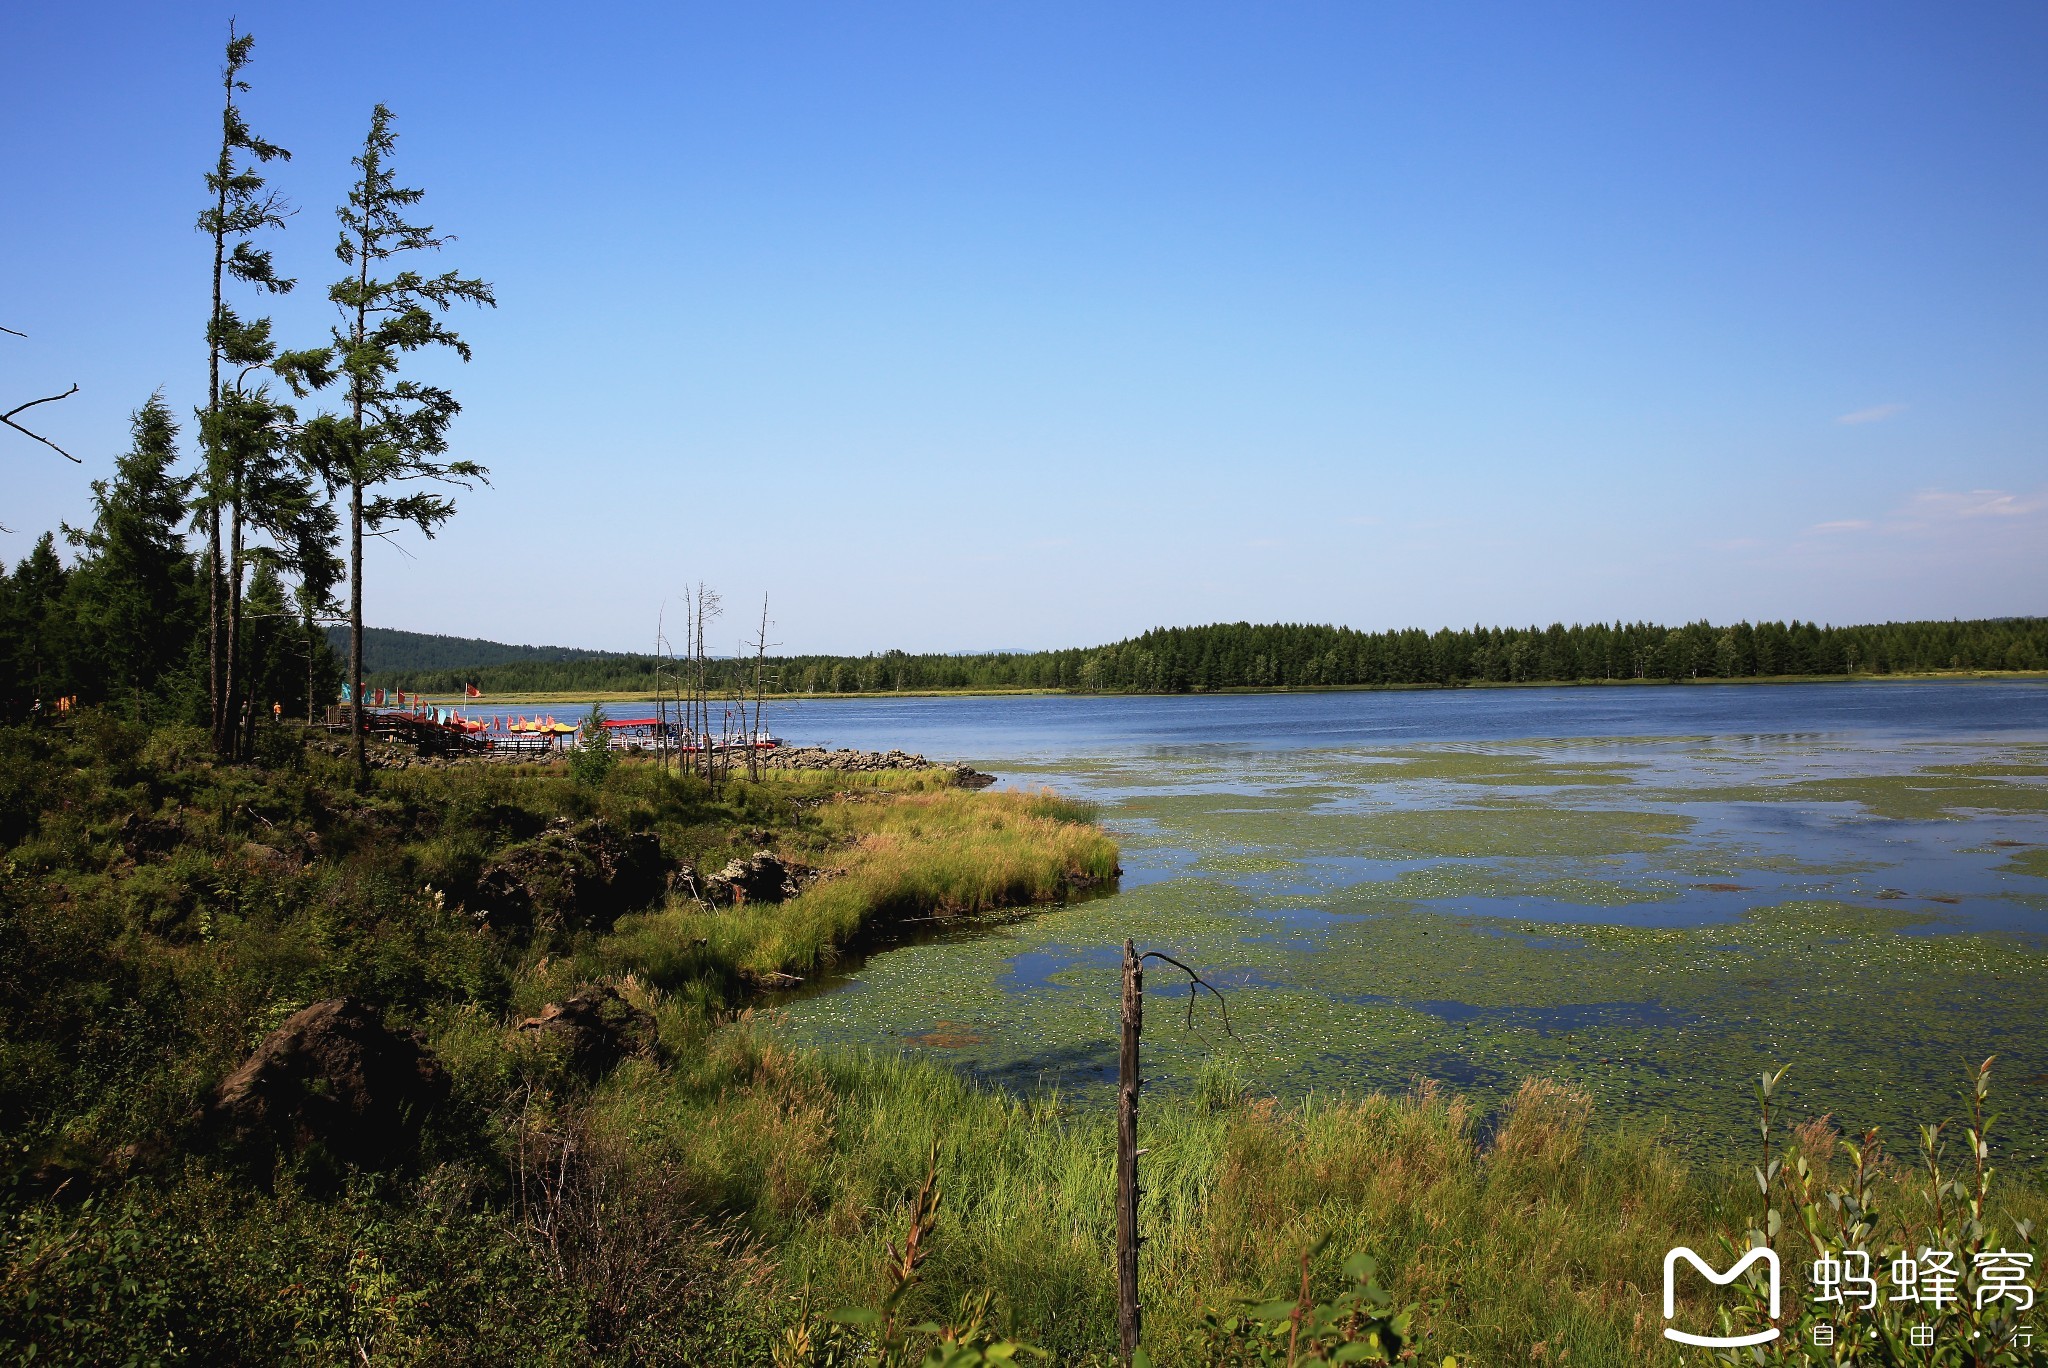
xmin=569 ymin=702 xmax=615 ymax=790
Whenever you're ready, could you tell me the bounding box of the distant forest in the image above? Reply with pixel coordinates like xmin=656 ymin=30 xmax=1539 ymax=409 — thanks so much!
xmin=363 ymin=616 xmax=2048 ymax=696
xmin=324 ymin=626 xmax=618 ymax=674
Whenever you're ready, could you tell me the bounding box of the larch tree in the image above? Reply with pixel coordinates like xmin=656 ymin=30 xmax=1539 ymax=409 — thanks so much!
xmin=204 ymin=371 xmax=322 ymax=756
xmin=304 ymin=103 xmax=494 ymax=780
xmin=196 ymin=23 xmax=294 ymax=755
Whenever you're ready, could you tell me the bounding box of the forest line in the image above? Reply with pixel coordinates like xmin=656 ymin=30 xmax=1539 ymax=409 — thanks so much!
xmin=360 ymin=615 xmax=2048 ymax=697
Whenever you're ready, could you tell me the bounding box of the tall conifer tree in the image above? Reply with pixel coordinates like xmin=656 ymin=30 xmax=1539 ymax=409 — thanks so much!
xmin=206 ymin=377 xmax=317 ymax=754
xmin=197 ymin=24 xmax=294 ymax=754
xmin=62 ymin=395 xmax=197 ymax=716
xmin=306 ymin=104 xmax=493 ymax=780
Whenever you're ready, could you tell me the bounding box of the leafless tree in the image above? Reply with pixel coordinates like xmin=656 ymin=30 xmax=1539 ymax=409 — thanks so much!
xmin=742 ymin=593 xmax=778 ymax=781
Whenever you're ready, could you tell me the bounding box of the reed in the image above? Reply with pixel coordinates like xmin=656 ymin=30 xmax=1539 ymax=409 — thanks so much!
xmin=584 ymin=1019 xmax=2048 ymax=1364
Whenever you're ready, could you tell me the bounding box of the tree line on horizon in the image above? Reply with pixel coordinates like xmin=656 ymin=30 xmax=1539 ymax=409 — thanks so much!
xmin=0 ymin=26 xmax=490 ymax=770
xmin=361 ymin=615 xmax=2048 ymax=697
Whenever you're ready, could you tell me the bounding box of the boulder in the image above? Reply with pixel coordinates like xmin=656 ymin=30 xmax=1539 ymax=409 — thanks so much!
xmin=211 ymin=997 xmax=448 ymax=1169
xmin=469 ymin=816 xmax=668 ymax=941
xmin=701 ymin=850 xmax=807 ymax=905
xmin=516 ymin=986 xmax=656 ymax=1075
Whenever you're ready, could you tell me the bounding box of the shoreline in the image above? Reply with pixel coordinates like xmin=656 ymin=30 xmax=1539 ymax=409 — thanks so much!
xmin=383 ymin=668 xmax=2048 ymax=707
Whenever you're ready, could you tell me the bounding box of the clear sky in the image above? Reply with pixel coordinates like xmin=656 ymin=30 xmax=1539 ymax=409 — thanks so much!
xmin=5 ymin=2 xmax=2044 ymax=654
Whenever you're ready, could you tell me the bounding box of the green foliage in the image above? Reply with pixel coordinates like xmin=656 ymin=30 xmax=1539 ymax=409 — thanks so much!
xmin=1694 ymin=1057 xmax=2043 ymax=1365
xmin=1197 ymin=1245 xmax=1419 ymax=1365
xmin=292 ymin=100 xmax=494 ymax=771
xmin=0 ymin=722 xmax=1113 ymax=1362
xmin=301 ymin=100 xmax=495 ymax=535
xmin=569 ymin=700 xmax=615 ymax=789
xmin=0 ymin=1175 xmax=587 ymax=1365
xmin=59 ymin=395 xmax=200 ymax=715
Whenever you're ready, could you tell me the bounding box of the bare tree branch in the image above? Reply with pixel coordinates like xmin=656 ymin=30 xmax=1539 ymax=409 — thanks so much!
xmin=1139 ymin=951 xmax=1241 ymax=1040
xmin=1 ymin=384 xmax=82 ymax=463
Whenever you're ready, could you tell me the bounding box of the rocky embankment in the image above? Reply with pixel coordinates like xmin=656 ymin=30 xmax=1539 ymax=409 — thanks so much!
xmin=309 ymin=732 xmax=995 ymax=784
xmin=755 ymin=746 xmax=996 ymax=786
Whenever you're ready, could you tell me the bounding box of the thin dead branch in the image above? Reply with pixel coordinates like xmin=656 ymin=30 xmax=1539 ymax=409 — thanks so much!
xmin=2 ymin=384 xmax=82 ymax=463
xmin=1140 ymin=950 xmax=1241 ymax=1039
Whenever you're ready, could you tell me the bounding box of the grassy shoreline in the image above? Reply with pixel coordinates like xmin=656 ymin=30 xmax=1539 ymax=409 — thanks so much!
xmin=408 ymin=668 xmax=2048 ymax=706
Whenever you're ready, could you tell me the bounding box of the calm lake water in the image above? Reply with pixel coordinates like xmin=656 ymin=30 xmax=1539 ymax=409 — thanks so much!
xmin=698 ymin=683 xmax=2048 ymax=1156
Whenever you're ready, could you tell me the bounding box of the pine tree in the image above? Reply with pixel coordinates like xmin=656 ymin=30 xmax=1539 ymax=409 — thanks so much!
xmin=61 ymin=396 xmax=197 ymax=716
xmin=5 ymin=534 xmax=71 ymax=716
xmin=303 ymin=104 xmax=494 ymax=780
xmin=197 ymin=23 xmax=294 ymax=754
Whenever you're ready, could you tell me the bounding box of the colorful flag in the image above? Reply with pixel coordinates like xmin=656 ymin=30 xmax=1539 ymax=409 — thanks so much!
xmin=465 ymin=682 xmax=481 ymax=698
xmin=342 ymin=684 xmax=352 ymax=703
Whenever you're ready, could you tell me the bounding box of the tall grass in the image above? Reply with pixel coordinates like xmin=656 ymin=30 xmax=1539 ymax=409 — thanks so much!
xmin=599 ymin=786 xmax=1119 ymax=989
xmin=574 ymin=1014 xmax=2048 ymax=1365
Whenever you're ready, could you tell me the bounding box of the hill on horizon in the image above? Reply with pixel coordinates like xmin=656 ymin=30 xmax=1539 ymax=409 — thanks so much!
xmin=325 ymin=627 xmax=622 ymax=674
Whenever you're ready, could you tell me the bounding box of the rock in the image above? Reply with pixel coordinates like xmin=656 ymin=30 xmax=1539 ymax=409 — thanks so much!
xmin=516 ymin=986 xmax=656 ymax=1075
xmin=701 ymin=850 xmax=807 ymax=906
xmin=241 ymin=839 xmax=294 ymax=870
xmin=211 ymin=997 xmax=448 ymax=1170
xmin=117 ymin=809 xmax=183 ymax=861
xmin=753 ymin=746 xmax=955 ymax=775
xmin=469 ymin=817 xmax=669 ymax=941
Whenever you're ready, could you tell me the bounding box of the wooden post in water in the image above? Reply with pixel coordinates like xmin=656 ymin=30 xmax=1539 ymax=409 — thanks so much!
xmin=1116 ymin=937 xmax=1142 ymax=1361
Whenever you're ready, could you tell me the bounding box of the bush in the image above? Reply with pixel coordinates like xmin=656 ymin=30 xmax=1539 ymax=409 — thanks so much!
xmin=569 ymin=702 xmax=615 ymax=790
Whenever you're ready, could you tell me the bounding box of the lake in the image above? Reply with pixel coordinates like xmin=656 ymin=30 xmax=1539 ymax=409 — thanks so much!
xmin=692 ymin=683 xmax=2048 ymax=1157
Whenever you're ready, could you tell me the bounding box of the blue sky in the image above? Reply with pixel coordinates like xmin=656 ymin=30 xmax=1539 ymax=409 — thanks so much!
xmin=5 ymin=2 xmax=2044 ymax=653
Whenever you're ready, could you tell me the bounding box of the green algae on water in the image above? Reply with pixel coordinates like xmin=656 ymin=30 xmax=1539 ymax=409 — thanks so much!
xmin=764 ymin=733 xmax=2048 ymax=1169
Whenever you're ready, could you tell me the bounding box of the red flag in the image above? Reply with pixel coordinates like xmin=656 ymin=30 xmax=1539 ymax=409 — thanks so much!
xmin=465 ymin=681 xmax=482 ymax=698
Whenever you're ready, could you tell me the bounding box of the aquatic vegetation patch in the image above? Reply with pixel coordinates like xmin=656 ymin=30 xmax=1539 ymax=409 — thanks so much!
xmin=775 ymin=881 xmax=2048 ymax=1162
xmin=776 ymin=731 xmax=2048 ymax=1165
xmin=1193 ymin=853 xmax=1304 ymax=876
xmin=1998 ymin=845 xmax=2048 ymax=878
xmin=1115 ymin=795 xmax=1693 ymax=860
xmin=1654 ymin=772 xmax=2048 ymax=820
xmin=1344 ymin=860 xmax=1684 ymax=907
xmin=1326 ymin=748 xmax=1644 ymax=787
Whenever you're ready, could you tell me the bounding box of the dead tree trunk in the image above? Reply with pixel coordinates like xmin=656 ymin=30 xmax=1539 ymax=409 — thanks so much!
xmin=1117 ymin=937 xmax=1142 ymax=1361
xmin=747 ymin=594 xmax=771 ymax=782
